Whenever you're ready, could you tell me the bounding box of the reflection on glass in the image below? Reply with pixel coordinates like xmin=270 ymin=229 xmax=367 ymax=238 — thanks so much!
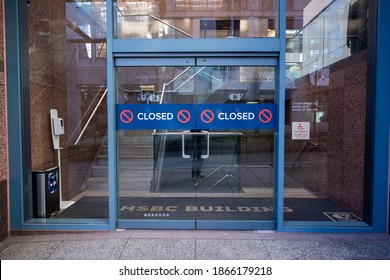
xmin=114 ymin=0 xmax=279 ymax=38
xmin=287 ymin=0 xmax=368 ymax=79
xmin=27 ymin=1 xmax=108 ymax=221
xmin=284 ymin=0 xmax=369 ymax=224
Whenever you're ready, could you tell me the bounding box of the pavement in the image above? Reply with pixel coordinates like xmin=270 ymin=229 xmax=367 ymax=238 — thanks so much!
xmin=1 ymin=230 xmax=390 ymax=260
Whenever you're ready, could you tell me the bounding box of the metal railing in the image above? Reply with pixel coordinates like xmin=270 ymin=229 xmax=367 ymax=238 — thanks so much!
xmin=290 ymin=142 xmax=319 ymax=168
xmin=115 ymin=8 xmax=193 ymax=39
xmin=160 ymin=67 xmax=192 ymax=104
xmin=63 ymin=85 xmax=107 ymax=149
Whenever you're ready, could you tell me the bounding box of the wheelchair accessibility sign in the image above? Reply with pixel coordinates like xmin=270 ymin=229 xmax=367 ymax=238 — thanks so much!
xmin=116 ymin=103 xmax=276 ymax=130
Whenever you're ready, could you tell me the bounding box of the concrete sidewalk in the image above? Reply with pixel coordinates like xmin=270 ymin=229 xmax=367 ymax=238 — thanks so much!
xmin=1 ymin=230 xmax=390 ymax=260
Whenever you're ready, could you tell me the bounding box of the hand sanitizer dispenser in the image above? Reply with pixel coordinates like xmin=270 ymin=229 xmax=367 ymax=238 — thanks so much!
xmin=49 ymin=109 xmax=74 ymax=210
xmin=50 ymin=109 xmax=64 ymax=149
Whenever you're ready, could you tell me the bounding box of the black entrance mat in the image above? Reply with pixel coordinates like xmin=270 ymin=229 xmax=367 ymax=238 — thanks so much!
xmin=53 ymin=196 xmax=361 ymax=222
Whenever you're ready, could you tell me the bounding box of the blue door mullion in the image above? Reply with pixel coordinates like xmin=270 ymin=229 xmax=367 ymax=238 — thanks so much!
xmin=275 ymin=0 xmax=286 ymax=232
xmin=107 ymin=0 xmax=118 ymax=231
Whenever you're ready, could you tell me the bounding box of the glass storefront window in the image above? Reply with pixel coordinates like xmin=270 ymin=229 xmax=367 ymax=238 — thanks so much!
xmin=25 ymin=0 xmax=108 ymax=221
xmin=16 ymin=0 xmax=378 ymax=230
xmin=285 ymin=0 xmax=371 ymax=224
xmin=114 ymin=0 xmax=279 ymax=39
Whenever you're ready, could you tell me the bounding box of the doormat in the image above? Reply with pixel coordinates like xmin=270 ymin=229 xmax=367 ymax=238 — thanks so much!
xmin=54 ymin=196 xmax=358 ymax=222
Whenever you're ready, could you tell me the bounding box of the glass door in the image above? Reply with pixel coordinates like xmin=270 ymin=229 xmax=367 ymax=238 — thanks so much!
xmin=116 ymin=59 xmax=277 ymax=229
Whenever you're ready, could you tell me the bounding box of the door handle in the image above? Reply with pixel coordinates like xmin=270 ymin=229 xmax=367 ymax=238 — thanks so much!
xmin=200 ymin=130 xmax=209 ymax=159
xmin=182 ymin=130 xmax=191 ymax=158
xmin=181 ymin=130 xmax=209 ymax=159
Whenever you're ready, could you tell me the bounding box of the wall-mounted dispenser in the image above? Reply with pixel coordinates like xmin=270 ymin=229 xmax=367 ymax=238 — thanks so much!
xmin=50 ymin=109 xmax=74 ymax=210
xmin=50 ymin=109 xmax=65 ymax=149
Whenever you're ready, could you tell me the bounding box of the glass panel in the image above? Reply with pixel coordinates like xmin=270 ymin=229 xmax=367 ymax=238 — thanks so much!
xmin=285 ymin=0 xmax=370 ymax=223
xmin=26 ymin=1 xmax=108 ymax=221
xmin=114 ymin=0 xmax=279 ymax=38
xmin=117 ymin=66 xmax=275 ymax=225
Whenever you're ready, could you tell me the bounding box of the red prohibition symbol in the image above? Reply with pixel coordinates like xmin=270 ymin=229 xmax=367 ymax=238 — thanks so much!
xmin=120 ymin=110 xmax=134 ymax=124
xmin=177 ymin=110 xmax=191 ymax=124
xmin=258 ymin=109 xmax=272 ymax=123
xmin=200 ymin=109 xmax=215 ymax=124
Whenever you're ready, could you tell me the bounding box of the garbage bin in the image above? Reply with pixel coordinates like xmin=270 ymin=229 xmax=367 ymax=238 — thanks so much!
xmin=32 ymin=166 xmax=60 ymax=218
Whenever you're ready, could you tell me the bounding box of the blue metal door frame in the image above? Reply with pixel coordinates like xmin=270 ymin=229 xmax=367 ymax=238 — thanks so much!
xmin=371 ymin=0 xmax=390 ymax=233
xmin=113 ymin=57 xmax=278 ymax=230
xmin=4 ymin=0 xmax=389 ymax=232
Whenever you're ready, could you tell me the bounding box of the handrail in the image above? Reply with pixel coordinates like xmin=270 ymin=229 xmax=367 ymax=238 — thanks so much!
xmin=160 ymin=67 xmax=191 ymax=104
xmin=290 ymin=142 xmax=319 ymax=168
xmin=290 ymin=0 xmax=338 ymax=39
xmin=66 ymin=84 xmax=106 ymax=144
xmin=63 ymin=87 xmax=108 ymax=149
xmin=74 ymin=87 xmax=108 ymax=147
xmin=145 ymin=13 xmax=193 ymax=39
xmin=115 ymin=7 xmax=193 ymax=38
xmin=166 ymin=67 xmax=206 ymax=93
xmin=160 ymin=67 xmax=223 ymax=104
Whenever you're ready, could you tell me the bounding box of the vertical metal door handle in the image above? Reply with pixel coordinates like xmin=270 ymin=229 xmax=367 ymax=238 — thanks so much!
xmin=201 ymin=130 xmax=209 ymax=159
xmin=182 ymin=130 xmax=191 ymax=158
xmin=181 ymin=130 xmax=210 ymax=159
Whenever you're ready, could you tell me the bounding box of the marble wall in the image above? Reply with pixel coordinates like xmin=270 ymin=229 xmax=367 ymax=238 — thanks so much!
xmin=286 ymin=50 xmax=368 ymax=218
xmin=28 ymin=0 xmax=68 ymax=193
xmin=326 ymin=50 xmax=367 ymax=217
xmin=0 ymin=0 xmax=9 ymax=242
xmin=28 ymin=0 xmax=107 ymax=201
